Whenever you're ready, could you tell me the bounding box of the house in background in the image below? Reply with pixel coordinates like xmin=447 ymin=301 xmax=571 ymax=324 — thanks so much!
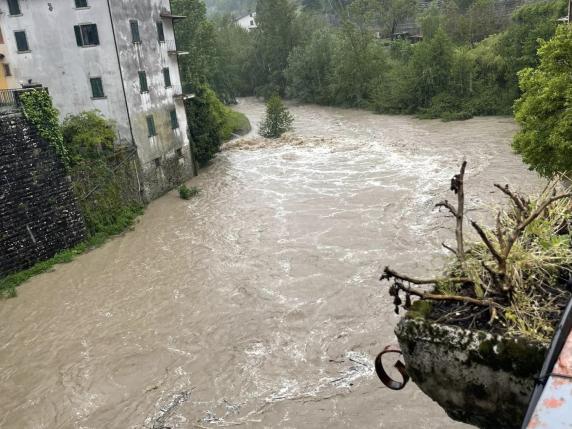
xmin=0 ymin=0 xmax=195 ymax=201
xmin=236 ymin=12 xmax=257 ymax=31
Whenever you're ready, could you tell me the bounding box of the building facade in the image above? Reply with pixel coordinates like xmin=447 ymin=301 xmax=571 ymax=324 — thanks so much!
xmin=0 ymin=0 xmax=195 ymax=200
xmin=236 ymin=12 xmax=257 ymax=31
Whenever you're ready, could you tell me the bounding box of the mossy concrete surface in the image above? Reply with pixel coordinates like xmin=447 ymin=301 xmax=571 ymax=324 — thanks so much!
xmin=395 ymin=317 xmax=547 ymax=429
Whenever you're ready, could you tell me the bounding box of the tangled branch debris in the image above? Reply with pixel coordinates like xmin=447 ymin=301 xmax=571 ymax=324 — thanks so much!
xmin=381 ymin=162 xmax=572 ymax=342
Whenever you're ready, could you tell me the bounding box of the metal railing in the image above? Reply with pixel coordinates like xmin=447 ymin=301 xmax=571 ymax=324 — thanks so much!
xmin=164 ymin=40 xmax=188 ymax=55
xmin=0 ymin=87 xmax=48 ymax=109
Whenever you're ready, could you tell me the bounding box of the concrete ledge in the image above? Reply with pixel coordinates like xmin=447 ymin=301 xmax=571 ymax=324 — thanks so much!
xmin=395 ymin=317 xmax=547 ymax=429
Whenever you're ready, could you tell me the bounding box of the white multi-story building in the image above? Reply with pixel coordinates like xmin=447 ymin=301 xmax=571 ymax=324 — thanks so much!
xmin=236 ymin=12 xmax=257 ymax=31
xmin=0 ymin=0 xmax=196 ymax=200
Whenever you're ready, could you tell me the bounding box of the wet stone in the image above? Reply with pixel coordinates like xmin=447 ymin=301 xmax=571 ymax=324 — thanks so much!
xmin=0 ymin=110 xmax=86 ymax=277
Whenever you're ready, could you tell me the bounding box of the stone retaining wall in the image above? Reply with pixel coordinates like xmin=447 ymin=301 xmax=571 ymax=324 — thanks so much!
xmin=0 ymin=110 xmax=86 ymax=277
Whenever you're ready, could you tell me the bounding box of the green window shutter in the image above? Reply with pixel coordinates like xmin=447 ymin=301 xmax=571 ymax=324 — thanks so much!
xmin=157 ymin=22 xmax=165 ymax=42
xmin=90 ymin=78 xmax=104 ymax=98
xmin=139 ymin=71 xmax=148 ymax=93
xmin=147 ymin=115 xmax=156 ymax=137
xmin=170 ymin=110 xmax=179 ymax=129
xmin=163 ymin=68 xmax=171 ymax=88
xmin=74 ymin=25 xmax=83 ymax=46
xmin=130 ymin=20 xmax=141 ymax=43
xmin=14 ymin=31 xmax=29 ymax=52
xmin=7 ymin=0 xmax=21 ymax=15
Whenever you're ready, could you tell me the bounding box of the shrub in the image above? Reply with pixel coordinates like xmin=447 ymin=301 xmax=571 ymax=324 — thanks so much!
xmin=61 ymin=110 xmax=116 ymax=166
xmin=259 ymin=95 xmax=294 ymax=139
xmin=179 ymin=184 xmax=200 ymax=200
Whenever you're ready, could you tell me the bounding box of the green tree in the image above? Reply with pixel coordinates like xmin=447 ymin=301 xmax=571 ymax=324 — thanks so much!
xmin=171 ymin=0 xmax=217 ymax=90
xmin=211 ymin=15 xmax=256 ymax=101
xmin=513 ymin=25 xmax=572 ymax=177
xmin=254 ymin=0 xmax=299 ymax=96
xmin=410 ymin=27 xmax=454 ymax=108
xmin=184 ymin=85 xmax=227 ymax=166
xmin=259 ymin=96 xmax=294 ymax=138
xmin=286 ymin=29 xmax=336 ymax=103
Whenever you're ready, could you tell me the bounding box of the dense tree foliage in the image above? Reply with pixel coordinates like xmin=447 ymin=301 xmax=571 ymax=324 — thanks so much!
xmin=199 ymin=0 xmax=566 ymax=121
xmin=513 ymin=25 xmax=572 ymax=177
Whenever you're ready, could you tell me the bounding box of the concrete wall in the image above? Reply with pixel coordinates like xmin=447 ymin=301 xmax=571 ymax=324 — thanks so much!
xmin=0 ymin=0 xmax=195 ymax=200
xmin=0 ymin=110 xmax=86 ymax=277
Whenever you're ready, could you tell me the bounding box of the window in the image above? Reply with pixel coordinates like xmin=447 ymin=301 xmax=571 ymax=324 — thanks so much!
xmin=74 ymin=24 xmax=99 ymax=47
xmin=3 ymin=64 xmax=11 ymax=77
xmin=14 ymin=31 xmax=29 ymax=52
xmin=7 ymin=0 xmax=21 ymax=16
xmin=146 ymin=115 xmax=156 ymax=137
xmin=176 ymin=148 xmax=183 ymax=158
xmin=138 ymin=71 xmax=148 ymax=93
xmin=157 ymin=21 xmax=165 ymax=42
xmin=90 ymin=77 xmax=104 ymax=98
xmin=170 ymin=109 xmax=179 ymax=129
xmin=74 ymin=0 xmax=88 ymax=8
xmin=154 ymin=158 xmax=161 ymax=167
xmin=250 ymin=20 xmax=254 ymax=26
xmin=163 ymin=68 xmax=171 ymax=88
xmin=130 ymin=20 xmax=140 ymax=43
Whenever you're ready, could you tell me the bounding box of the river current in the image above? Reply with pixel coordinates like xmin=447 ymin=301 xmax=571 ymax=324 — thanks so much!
xmin=0 ymin=98 xmax=543 ymax=428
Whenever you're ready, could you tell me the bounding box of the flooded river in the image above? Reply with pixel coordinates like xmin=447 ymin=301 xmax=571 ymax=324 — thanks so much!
xmin=0 ymin=98 xmax=543 ymax=428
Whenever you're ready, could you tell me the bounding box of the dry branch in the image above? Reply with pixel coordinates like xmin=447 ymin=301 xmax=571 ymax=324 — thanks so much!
xmin=382 ymin=266 xmax=471 ymax=285
xmin=494 ymin=183 xmax=528 ymax=213
xmin=391 ymin=277 xmax=500 ymax=309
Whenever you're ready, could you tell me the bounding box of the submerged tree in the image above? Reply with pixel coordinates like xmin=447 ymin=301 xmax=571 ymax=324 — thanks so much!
xmin=259 ymin=96 xmax=294 ymax=138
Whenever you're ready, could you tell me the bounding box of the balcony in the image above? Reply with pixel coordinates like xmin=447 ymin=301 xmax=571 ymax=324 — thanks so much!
xmin=160 ymin=10 xmax=186 ymax=20
xmin=0 ymin=87 xmax=48 ymax=110
xmin=165 ymin=40 xmax=189 ymax=56
xmin=171 ymin=84 xmax=195 ymax=101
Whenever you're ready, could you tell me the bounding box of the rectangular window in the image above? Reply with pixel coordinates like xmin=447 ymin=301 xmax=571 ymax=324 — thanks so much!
xmin=176 ymin=148 xmax=183 ymax=158
xmin=74 ymin=0 xmax=88 ymax=7
xmin=4 ymin=64 xmax=11 ymax=77
xmin=163 ymin=68 xmax=171 ymax=88
xmin=138 ymin=71 xmax=148 ymax=93
xmin=14 ymin=31 xmax=29 ymax=52
xmin=74 ymin=24 xmax=99 ymax=47
xmin=7 ymin=0 xmax=21 ymax=16
xmin=170 ymin=109 xmax=179 ymax=129
xmin=157 ymin=22 xmax=165 ymax=42
xmin=146 ymin=115 xmax=156 ymax=137
xmin=154 ymin=158 xmax=161 ymax=167
xmin=130 ymin=20 xmax=141 ymax=43
xmin=90 ymin=77 xmax=104 ymax=98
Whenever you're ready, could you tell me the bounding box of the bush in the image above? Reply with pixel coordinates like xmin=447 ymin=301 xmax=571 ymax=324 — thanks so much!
xmin=179 ymin=184 xmax=200 ymax=200
xmin=61 ymin=111 xmax=142 ymax=238
xmin=221 ymin=109 xmax=251 ymax=141
xmin=61 ymin=110 xmax=116 ymax=166
xmin=259 ymin=95 xmax=294 ymax=139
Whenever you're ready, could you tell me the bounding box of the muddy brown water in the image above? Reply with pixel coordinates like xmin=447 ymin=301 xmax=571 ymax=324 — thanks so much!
xmin=0 ymin=98 xmax=543 ymax=428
